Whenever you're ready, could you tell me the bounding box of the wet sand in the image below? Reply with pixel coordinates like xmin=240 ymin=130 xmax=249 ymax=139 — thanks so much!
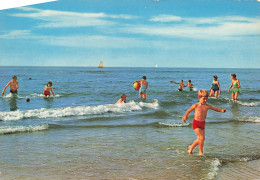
xmin=216 ymin=159 xmax=260 ymax=180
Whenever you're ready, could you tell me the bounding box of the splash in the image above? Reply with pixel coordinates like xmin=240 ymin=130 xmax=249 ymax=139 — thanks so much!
xmin=207 ymin=158 xmax=221 ymax=179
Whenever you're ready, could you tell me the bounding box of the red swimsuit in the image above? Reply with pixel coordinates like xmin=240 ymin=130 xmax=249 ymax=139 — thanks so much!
xmin=192 ymin=119 xmax=205 ymax=130
xmin=43 ymin=90 xmax=51 ymax=96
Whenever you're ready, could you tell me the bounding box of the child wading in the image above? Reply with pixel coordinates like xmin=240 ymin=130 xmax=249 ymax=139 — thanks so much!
xmin=182 ymin=90 xmax=226 ymax=155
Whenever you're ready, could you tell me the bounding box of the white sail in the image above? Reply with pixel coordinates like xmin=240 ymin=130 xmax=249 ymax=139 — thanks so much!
xmin=155 ymin=64 xmax=158 ymax=68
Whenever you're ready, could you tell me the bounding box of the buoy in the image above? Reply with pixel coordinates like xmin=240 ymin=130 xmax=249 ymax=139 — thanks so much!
xmin=26 ymin=98 xmax=30 ymax=102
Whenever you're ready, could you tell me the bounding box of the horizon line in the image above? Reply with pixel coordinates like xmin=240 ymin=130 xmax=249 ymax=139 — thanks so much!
xmin=0 ymin=65 xmax=259 ymax=69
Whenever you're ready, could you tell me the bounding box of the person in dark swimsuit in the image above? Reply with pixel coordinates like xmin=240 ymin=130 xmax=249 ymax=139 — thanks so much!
xmin=170 ymin=80 xmax=185 ymax=91
xmin=209 ymin=75 xmax=221 ymax=99
xmin=2 ymin=76 xmax=19 ymax=95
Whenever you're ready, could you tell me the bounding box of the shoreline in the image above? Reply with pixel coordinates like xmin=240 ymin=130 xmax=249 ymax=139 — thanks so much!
xmin=216 ymin=159 xmax=260 ymax=179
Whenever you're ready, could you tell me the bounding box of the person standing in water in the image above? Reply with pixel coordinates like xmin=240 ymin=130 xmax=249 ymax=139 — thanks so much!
xmin=183 ymin=90 xmax=226 ymax=155
xmin=170 ymin=80 xmax=185 ymax=91
xmin=209 ymin=75 xmax=221 ymax=99
xmin=43 ymin=81 xmax=55 ymax=97
xmin=133 ymin=76 xmax=148 ymax=99
xmin=2 ymin=75 xmax=19 ymax=95
xmin=228 ymin=73 xmax=240 ymax=101
xmin=185 ymin=80 xmax=194 ymax=91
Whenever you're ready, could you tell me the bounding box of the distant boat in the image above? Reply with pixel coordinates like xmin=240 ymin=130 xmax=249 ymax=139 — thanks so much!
xmin=155 ymin=64 xmax=158 ymax=68
xmin=98 ymin=61 xmax=103 ymax=68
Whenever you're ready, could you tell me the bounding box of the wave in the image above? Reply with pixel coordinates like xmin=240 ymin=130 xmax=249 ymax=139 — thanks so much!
xmin=0 ymin=100 xmax=159 ymax=121
xmin=206 ymin=153 xmax=260 ymax=179
xmin=0 ymin=124 xmax=48 ymax=135
xmin=48 ymin=121 xmax=190 ymax=129
xmin=221 ymin=98 xmax=260 ymax=107
xmin=158 ymin=122 xmax=190 ymax=127
xmin=235 ymin=101 xmax=260 ymax=107
xmin=240 ymin=117 xmax=260 ymax=123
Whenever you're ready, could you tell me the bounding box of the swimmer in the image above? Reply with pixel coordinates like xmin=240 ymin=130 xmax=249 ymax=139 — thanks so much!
xmin=43 ymin=81 xmax=55 ymax=97
xmin=116 ymin=94 xmax=127 ymax=104
xmin=2 ymin=75 xmax=19 ymax=95
xmin=185 ymin=80 xmax=194 ymax=91
xmin=170 ymin=80 xmax=185 ymax=91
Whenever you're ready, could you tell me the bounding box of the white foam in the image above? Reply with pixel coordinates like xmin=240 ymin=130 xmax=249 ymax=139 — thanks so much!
xmin=158 ymin=122 xmax=190 ymax=127
xmin=240 ymin=117 xmax=260 ymax=123
xmin=207 ymin=158 xmax=221 ymax=180
xmin=0 ymin=100 xmax=160 ymax=121
xmin=0 ymin=124 xmax=48 ymax=134
xmin=236 ymin=101 xmax=260 ymax=107
xmin=2 ymin=93 xmax=22 ymax=99
xmin=30 ymin=93 xmax=61 ymax=97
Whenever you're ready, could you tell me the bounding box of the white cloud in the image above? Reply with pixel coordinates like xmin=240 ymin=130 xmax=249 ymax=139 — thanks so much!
xmin=150 ymin=15 xmax=182 ymax=22
xmin=0 ymin=30 xmax=32 ymax=39
xmin=123 ymin=16 xmax=260 ymax=40
xmin=11 ymin=7 xmax=138 ymax=28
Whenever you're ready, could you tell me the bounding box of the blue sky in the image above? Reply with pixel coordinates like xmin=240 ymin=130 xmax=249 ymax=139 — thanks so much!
xmin=0 ymin=0 xmax=260 ymax=68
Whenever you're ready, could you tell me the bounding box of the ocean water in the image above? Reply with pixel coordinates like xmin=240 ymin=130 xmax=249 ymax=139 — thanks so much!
xmin=0 ymin=66 xmax=259 ymax=179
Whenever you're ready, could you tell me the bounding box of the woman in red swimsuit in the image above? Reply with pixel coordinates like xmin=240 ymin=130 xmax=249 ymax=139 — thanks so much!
xmin=43 ymin=81 xmax=55 ymax=97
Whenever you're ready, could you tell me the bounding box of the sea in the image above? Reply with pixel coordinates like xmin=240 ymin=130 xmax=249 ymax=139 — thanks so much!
xmin=0 ymin=66 xmax=259 ymax=179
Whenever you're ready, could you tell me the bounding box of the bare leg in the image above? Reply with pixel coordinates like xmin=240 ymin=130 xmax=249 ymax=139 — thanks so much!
xmin=143 ymin=92 xmax=147 ymax=99
xmin=231 ymin=93 xmax=235 ymax=101
xmin=188 ymin=139 xmax=199 ymax=154
xmin=234 ymin=92 xmax=239 ymax=100
xmin=210 ymin=90 xmax=214 ymax=97
xmin=215 ymin=91 xmax=219 ymax=99
xmin=194 ymin=128 xmax=205 ymax=155
xmin=188 ymin=128 xmax=205 ymax=155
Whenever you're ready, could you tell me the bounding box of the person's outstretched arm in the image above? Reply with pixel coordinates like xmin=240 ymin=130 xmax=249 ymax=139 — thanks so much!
xmin=2 ymin=81 xmax=10 ymax=95
xmin=228 ymin=82 xmax=233 ymax=92
xmin=51 ymin=88 xmax=55 ymax=96
xmin=183 ymin=104 xmax=196 ymax=122
xmin=208 ymin=104 xmax=226 ymax=113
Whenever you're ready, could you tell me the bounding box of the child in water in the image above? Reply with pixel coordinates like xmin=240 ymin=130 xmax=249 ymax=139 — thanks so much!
xmin=170 ymin=80 xmax=185 ymax=91
xmin=182 ymin=89 xmax=226 ymax=155
xmin=209 ymin=75 xmax=221 ymax=99
xmin=116 ymin=94 xmax=127 ymax=104
xmin=43 ymin=81 xmax=55 ymax=97
xmin=134 ymin=76 xmax=148 ymax=99
xmin=185 ymin=80 xmax=193 ymax=91
xmin=228 ymin=73 xmax=241 ymax=101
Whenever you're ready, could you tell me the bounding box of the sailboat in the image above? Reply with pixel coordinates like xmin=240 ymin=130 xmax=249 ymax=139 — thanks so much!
xmin=155 ymin=64 xmax=158 ymax=68
xmin=98 ymin=61 xmax=103 ymax=68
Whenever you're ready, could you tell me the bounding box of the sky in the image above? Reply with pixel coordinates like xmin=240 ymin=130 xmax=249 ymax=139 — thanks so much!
xmin=0 ymin=0 xmax=260 ymax=68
